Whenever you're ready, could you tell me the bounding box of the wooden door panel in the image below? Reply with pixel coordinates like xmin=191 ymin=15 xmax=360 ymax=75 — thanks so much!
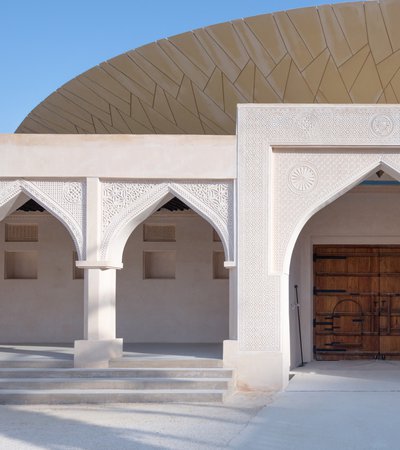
xmin=313 ymin=246 xmax=400 ymax=360
xmin=315 ymin=275 xmax=379 ymax=294
xmin=380 ymin=277 xmax=400 ymax=293
xmin=315 ymin=255 xmax=379 ymax=274
xmin=380 ymin=336 xmax=400 ymax=354
xmin=314 ymin=334 xmax=379 ymax=358
xmin=380 ymin=254 xmax=400 ymax=272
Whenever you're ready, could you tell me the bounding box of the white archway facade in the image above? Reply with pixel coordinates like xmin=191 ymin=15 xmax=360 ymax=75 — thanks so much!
xmin=5 ymin=109 xmax=400 ymax=391
xmin=0 ymin=177 xmax=234 ymax=368
xmin=74 ymin=178 xmax=235 ymax=368
xmin=0 ymin=134 xmax=237 ymax=369
xmin=234 ymin=104 xmax=400 ymax=392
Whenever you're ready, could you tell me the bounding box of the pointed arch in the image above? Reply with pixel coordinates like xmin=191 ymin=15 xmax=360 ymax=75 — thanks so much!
xmin=282 ymin=160 xmax=400 ymax=274
xmin=0 ymin=180 xmax=84 ymax=259
xmin=101 ymin=181 xmax=233 ymax=262
xmin=169 ymin=182 xmax=232 ymax=261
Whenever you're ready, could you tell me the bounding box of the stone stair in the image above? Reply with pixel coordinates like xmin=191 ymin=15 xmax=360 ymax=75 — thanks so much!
xmin=0 ymin=357 xmax=233 ymax=404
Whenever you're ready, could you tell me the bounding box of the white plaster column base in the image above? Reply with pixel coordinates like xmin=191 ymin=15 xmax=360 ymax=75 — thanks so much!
xmin=223 ymin=340 xmax=288 ymax=392
xmin=74 ymin=339 xmax=123 ymax=368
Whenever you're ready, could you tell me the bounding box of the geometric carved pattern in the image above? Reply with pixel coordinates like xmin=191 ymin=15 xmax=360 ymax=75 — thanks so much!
xmin=101 ymin=180 xmax=234 ymax=261
xmin=172 ymin=182 xmax=234 ymax=261
xmin=17 ymin=2 xmax=400 ymax=136
xmin=274 ymin=151 xmax=384 ymax=272
xmin=238 ymin=104 xmax=400 ymax=353
xmin=0 ymin=179 xmax=85 ymax=259
xmin=237 ymin=107 xmax=279 ymax=352
xmin=102 ymin=182 xmax=159 ymax=231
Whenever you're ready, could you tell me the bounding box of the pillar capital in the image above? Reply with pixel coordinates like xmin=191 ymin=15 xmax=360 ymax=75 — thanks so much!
xmin=76 ymin=260 xmax=123 ymax=270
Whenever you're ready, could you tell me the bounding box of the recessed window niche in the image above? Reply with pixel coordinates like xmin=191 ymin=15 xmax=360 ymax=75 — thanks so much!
xmin=143 ymin=224 xmax=175 ymax=242
xmin=5 ymin=224 xmax=38 ymax=242
xmin=72 ymin=252 xmax=84 ymax=280
xmin=143 ymin=251 xmax=176 ymax=279
xmin=4 ymin=251 xmax=38 ymax=279
xmin=213 ymin=229 xmax=221 ymax=242
xmin=213 ymin=251 xmax=228 ymax=279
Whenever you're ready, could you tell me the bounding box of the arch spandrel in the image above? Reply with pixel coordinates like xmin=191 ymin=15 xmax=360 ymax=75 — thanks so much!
xmin=274 ymin=152 xmax=383 ymax=274
xmin=278 ymin=155 xmax=400 ymax=274
xmin=100 ymin=180 xmax=234 ymax=263
xmin=0 ymin=180 xmax=85 ymax=259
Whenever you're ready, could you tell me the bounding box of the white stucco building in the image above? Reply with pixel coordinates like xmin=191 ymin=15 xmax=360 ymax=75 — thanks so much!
xmin=3 ymin=0 xmax=400 ymax=394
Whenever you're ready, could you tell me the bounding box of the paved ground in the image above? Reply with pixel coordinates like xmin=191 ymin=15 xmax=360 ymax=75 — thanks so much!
xmin=1 ymin=358 xmax=400 ymax=449
xmin=0 ymin=394 xmax=270 ymax=450
xmin=231 ymin=360 xmax=400 ymax=450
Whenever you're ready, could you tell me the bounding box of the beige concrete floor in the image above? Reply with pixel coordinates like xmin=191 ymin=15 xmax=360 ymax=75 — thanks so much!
xmin=1 ymin=352 xmax=399 ymax=449
xmin=122 ymin=343 xmax=222 ymax=359
xmin=0 ymin=395 xmax=270 ymax=450
xmin=231 ymin=360 xmax=400 ymax=449
xmin=0 ymin=343 xmax=222 ymax=362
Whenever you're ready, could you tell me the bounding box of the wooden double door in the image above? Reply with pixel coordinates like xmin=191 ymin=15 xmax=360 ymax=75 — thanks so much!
xmin=314 ymin=246 xmax=400 ymax=360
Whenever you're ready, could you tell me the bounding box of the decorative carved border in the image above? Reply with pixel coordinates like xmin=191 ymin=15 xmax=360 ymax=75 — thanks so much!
xmin=237 ymin=105 xmax=400 ymax=353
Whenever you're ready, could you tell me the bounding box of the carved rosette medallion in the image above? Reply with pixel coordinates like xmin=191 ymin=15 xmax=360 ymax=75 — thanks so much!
xmin=296 ymin=112 xmax=319 ymax=136
xmin=63 ymin=182 xmax=82 ymax=203
xmin=288 ymin=164 xmax=318 ymax=193
xmin=371 ymin=114 xmax=394 ymax=137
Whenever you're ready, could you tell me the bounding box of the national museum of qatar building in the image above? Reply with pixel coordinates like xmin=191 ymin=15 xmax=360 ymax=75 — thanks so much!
xmin=3 ymin=0 xmax=400 ymax=396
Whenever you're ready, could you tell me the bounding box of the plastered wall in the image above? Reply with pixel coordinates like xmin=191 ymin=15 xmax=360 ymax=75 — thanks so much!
xmin=0 ymin=212 xmax=84 ymax=343
xmin=117 ymin=211 xmax=229 ymax=343
xmin=289 ymin=188 xmax=400 ymax=368
xmin=0 ymin=210 xmax=229 ymax=344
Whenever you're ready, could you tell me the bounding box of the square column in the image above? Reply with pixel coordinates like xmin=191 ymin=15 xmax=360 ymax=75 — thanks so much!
xmin=74 ymin=263 xmax=123 ymax=368
xmin=74 ymin=178 xmax=123 ymax=368
xmin=84 ymin=267 xmax=117 ymax=340
xmin=235 ymin=106 xmax=288 ymax=391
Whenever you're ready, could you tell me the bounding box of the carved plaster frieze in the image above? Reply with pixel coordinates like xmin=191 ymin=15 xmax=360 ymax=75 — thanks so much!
xmin=0 ymin=179 xmax=85 ymax=259
xmin=100 ymin=180 xmax=234 ymax=262
xmin=102 ymin=182 xmax=161 ymax=231
xmin=170 ymin=182 xmax=234 ymax=261
xmin=273 ymin=152 xmax=386 ymax=273
xmin=239 ymin=105 xmax=400 ymax=145
xmin=101 ymin=181 xmax=167 ymax=258
xmin=0 ymin=180 xmax=20 ymax=208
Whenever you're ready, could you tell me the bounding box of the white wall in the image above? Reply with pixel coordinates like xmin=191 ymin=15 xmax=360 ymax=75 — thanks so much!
xmin=117 ymin=211 xmax=229 ymax=343
xmin=0 ymin=134 xmax=236 ymax=179
xmin=289 ymin=188 xmax=400 ymax=368
xmin=0 ymin=209 xmax=229 ymax=344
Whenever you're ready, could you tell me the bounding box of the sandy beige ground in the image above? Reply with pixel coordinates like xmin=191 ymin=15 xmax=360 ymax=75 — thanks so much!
xmin=0 ymin=393 xmax=272 ymax=450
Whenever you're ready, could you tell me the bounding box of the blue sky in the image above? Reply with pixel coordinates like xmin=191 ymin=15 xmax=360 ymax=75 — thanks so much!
xmin=1 ymin=0 xmax=351 ymax=133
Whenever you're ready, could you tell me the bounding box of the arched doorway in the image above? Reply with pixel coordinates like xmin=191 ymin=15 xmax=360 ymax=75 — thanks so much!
xmin=289 ymin=171 xmax=400 ymax=367
xmin=116 ymin=197 xmax=229 ymax=349
xmin=0 ymin=196 xmax=83 ymax=343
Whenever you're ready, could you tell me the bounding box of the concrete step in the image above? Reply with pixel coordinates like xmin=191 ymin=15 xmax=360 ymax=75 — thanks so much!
xmin=0 ymin=360 xmax=73 ymax=368
xmin=110 ymin=358 xmax=223 ymax=368
xmin=0 ymin=367 xmax=233 ymax=379
xmin=0 ymin=389 xmax=226 ymax=404
xmin=0 ymin=377 xmax=231 ymax=390
xmin=0 ymin=361 xmax=234 ymax=404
